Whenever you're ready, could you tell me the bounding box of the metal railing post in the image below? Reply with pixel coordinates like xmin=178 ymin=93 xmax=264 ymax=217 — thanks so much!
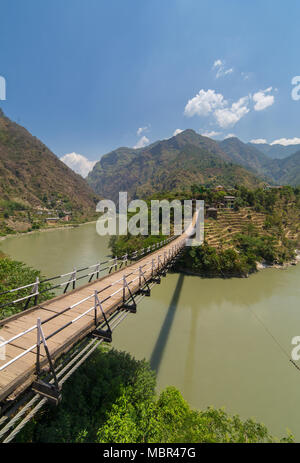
xmin=73 ymin=268 xmax=76 ymax=290
xmin=123 ymin=275 xmax=126 ymax=302
xmin=94 ymin=290 xmax=98 ymax=326
xmin=36 ymin=317 xmax=41 ymax=376
xmin=34 ymin=317 xmax=59 ymax=391
xmin=24 ymin=277 xmax=40 ymax=310
xmin=34 ymin=277 xmax=39 ymax=306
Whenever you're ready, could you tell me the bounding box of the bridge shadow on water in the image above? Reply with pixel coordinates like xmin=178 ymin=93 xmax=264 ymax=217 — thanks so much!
xmin=150 ymin=273 xmax=185 ymax=373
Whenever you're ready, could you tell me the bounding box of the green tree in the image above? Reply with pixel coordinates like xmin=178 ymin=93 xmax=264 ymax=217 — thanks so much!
xmin=0 ymin=255 xmax=53 ymax=319
xmin=17 ymin=348 xmax=292 ymax=443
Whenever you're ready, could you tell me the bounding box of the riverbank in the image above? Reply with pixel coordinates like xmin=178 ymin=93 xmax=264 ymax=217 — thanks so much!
xmin=256 ymin=249 xmax=300 ymax=271
xmin=175 ymin=242 xmax=300 ymax=279
xmin=176 ymin=251 xmax=300 ymax=279
xmin=0 ymin=220 xmax=97 ymax=242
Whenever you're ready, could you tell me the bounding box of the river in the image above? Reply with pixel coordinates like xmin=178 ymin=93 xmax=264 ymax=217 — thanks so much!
xmin=1 ymin=222 xmax=300 ymax=441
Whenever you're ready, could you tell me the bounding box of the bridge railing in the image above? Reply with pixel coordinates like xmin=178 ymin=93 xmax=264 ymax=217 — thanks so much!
xmin=0 ymin=236 xmax=178 ymax=314
xmin=0 ymin=239 xmax=186 ymax=379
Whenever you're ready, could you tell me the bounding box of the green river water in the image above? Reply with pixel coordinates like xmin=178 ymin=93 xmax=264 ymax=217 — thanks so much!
xmin=1 ymin=222 xmax=300 ymax=440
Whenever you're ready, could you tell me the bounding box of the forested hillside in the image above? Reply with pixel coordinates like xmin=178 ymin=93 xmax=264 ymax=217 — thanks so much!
xmin=87 ymin=130 xmax=263 ymax=201
xmin=219 ymin=137 xmax=271 ymax=176
xmin=0 ymin=109 xmax=98 ymax=213
xmin=221 ymin=137 xmax=300 ymax=186
xmin=249 ymin=142 xmax=300 ymax=159
xmin=269 ymin=150 xmax=300 ymax=186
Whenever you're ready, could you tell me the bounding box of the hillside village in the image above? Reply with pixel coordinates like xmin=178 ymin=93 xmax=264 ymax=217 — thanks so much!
xmin=202 ymin=185 xmax=292 ymax=250
xmin=179 ymin=183 xmax=300 ymax=276
xmin=0 ymin=200 xmax=88 ymax=236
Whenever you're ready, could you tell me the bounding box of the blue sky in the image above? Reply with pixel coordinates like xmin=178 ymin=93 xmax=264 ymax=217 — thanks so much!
xmin=1 ymin=0 xmax=300 ymax=175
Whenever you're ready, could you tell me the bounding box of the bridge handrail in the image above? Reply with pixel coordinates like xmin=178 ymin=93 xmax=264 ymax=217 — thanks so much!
xmin=0 ymin=239 xmax=185 ymax=372
xmin=0 ymin=253 xmax=169 ymax=350
xmin=0 ymin=236 xmax=177 ymax=311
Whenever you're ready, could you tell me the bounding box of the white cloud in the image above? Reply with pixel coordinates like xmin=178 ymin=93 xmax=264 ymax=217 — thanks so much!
xmin=184 ymin=89 xmax=249 ymax=128
xmin=224 ymin=133 xmax=236 ymax=139
xmin=60 ymin=152 xmax=96 ymax=178
xmin=173 ymin=128 xmax=183 ymax=136
xmin=250 ymin=138 xmax=268 ymax=144
xmin=214 ymin=96 xmax=250 ymax=128
xmin=184 ymin=89 xmax=226 ymax=117
xmin=241 ymin=72 xmax=250 ymax=80
xmin=249 ymin=137 xmax=300 ymax=146
xmin=213 ymin=59 xmax=222 ymax=68
xmin=137 ymin=125 xmax=150 ymax=136
xmin=184 ymin=84 xmax=275 ymax=130
xmin=253 ymin=87 xmax=275 ymax=111
xmin=270 ymin=137 xmax=300 ymax=146
xmin=201 ymin=130 xmax=221 ymax=138
xmin=133 ymin=135 xmax=150 ymax=149
xmin=221 ymin=68 xmax=233 ymax=78
xmin=213 ymin=59 xmax=233 ymax=78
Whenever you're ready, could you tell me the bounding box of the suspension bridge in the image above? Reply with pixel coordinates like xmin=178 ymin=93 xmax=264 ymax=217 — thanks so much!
xmin=0 ymin=216 xmax=199 ymax=442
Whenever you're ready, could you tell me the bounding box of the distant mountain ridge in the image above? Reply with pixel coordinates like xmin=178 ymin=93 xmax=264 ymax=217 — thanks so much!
xmin=249 ymin=142 xmax=300 ymax=160
xmin=220 ymin=137 xmax=300 ymax=186
xmin=87 ymin=130 xmax=263 ymax=201
xmin=269 ymin=150 xmax=300 ymax=185
xmin=219 ymin=137 xmax=270 ymax=176
xmin=87 ymin=130 xmax=300 ymax=201
xmin=0 ymin=109 xmax=99 ymax=214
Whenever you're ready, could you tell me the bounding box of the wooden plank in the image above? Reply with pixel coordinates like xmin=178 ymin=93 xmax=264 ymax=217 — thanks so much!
xmin=0 ymin=345 xmax=37 ymax=400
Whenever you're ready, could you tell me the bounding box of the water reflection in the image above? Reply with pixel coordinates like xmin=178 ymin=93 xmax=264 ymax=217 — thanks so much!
xmin=150 ymin=273 xmax=184 ymax=372
xmin=183 ymin=300 xmax=198 ymax=397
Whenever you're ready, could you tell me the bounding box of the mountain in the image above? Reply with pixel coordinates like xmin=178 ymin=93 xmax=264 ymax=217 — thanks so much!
xmin=220 ymin=137 xmax=300 ymax=186
xmin=219 ymin=137 xmax=271 ymax=176
xmin=0 ymin=108 xmax=99 ymax=214
xmin=270 ymin=150 xmax=300 ymax=185
xmin=249 ymin=142 xmax=300 ymax=160
xmin=87 ymin=130 xmax=263 ymax=202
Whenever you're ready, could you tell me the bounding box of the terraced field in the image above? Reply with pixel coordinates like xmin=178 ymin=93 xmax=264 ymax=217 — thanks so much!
xmin=204 ymin=207 xmax=300 ymax=249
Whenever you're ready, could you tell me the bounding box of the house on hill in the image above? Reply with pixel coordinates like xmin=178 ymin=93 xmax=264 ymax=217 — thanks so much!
xmin=46 ymin=217 xmax=59 ymax=225
xmin=264 ymin=185 xmax=284 ymax=191
xmin=224 ymin=196 xmax=236 ymax=209
xmin=214 ymin=185 xmax=224 ymax=192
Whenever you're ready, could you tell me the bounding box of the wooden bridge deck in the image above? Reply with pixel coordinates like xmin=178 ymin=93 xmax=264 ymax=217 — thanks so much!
xmin=0 ymin=235 xmax=186 ymax=403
